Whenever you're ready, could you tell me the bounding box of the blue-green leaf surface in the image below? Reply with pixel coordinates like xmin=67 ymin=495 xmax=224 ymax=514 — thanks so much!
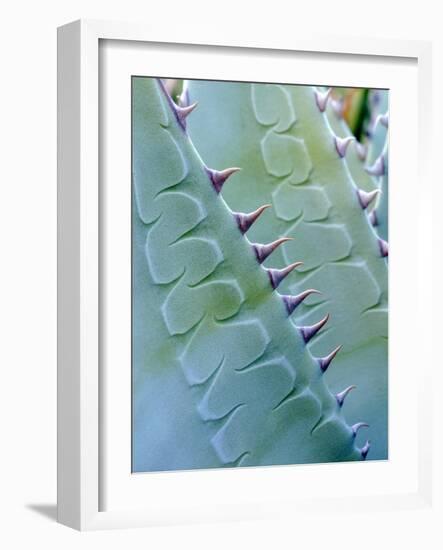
xmin=186 ymin=80 xmax=388 ymax=459
xmin=132 ymin=77 xmax=367 ymax=471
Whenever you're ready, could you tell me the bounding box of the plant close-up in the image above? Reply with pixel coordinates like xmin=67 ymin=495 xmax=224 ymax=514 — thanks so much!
xmin=132 ymin=76 xmax=388 ymax=472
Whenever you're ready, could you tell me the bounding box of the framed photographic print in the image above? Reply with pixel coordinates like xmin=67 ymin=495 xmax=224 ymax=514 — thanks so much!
xmin=57 ymin=19 xmax=433 ymax=530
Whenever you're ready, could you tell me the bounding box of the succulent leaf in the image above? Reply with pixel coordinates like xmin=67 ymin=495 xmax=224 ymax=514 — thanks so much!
xmin=186 ymin=80 xmax=388 ymax=459
xmin=132 ymin=77 xmax=365 ymax=471
xmin=366 ymin=90 xmax=389 ymax=242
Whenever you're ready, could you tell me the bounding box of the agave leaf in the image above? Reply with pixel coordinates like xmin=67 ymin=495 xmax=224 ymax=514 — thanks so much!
xmin=367 ymin=90 xmax=389 ymax=164
xmin=186 ymin=80 xmax=388 ymax=459
xmin=365 ymin=90 xmax=389 ymax=242
xmin=132 ymin=77 xmax=366 ymax=471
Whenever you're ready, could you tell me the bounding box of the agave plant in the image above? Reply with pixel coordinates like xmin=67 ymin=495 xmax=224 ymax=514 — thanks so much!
xmin=132 ymin=76 xmax=386 ymax=472
xmin=183 ymin=79 xmax=388 ymax=461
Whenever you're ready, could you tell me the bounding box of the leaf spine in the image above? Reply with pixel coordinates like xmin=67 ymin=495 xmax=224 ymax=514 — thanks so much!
xmin=336 ymin=385 xmax=356 ymax=407
xmin=365 ymin=155 xmax=385 ymax=177
xmin=314 ymin=88 xmax=331 ymax=112
xmin=361 ymin=440 xmax=371 ymax=460
xmin=357 ymin=188 xmax=381 ymax=210
xmin=252 ymin=237 xmax=292 ymax=264
xmin=335 ymin=135 xmax=355 ymax=158
xmin=281 ymin=289 xmax=321 ymax=316
xmin=318 ymin=344 xmax=342 ymax=373
xmin=267 ymin=262 xmax=303 ymax=289
xmin=378 ymin=238 xmax=389 ymax=258
xmin=299 ymin=313 xmax=330 ymax=343
xmin=234 ymin=204 xmax=271 ymax=234
xmin=351 ymin=422 xmax=369 ymax=436
xmin=205 ymin=167 xmax=241 ymax=194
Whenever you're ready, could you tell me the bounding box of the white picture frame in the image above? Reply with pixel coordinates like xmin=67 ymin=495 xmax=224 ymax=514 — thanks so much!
xmin=57 ymin=19 xmax=434 ymax=531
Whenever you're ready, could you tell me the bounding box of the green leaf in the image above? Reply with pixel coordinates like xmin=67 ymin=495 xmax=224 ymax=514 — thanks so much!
xmin=132 ymin=77 xmax=366 ymax=471
xmin=186 ymin=79 xmax=388 ymax=459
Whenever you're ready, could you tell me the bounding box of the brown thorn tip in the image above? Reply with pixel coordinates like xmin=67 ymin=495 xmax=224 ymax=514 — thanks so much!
xmin=335 ymin=135 xmax=355 ymax=158
xmin=361 ymin=440 xmax=371 ymax=460
xmin=365 ymin=155 xmax=385 ymax=177
xmin=282 ymin=289 xmax=321 ymax=316
xmin=299 ymin=313 xmax=330 ymax=344
xmin=314 ymin=88 xmax=331 ymax=112
xmin=234 ymin=204 xmax=271 ymax=234
xmin=357 ymin=188 xmax=381 ymax=210
xmin=206 ymin=167 xmax=241 ymax=194
xmin=352 ymin=422 xmax=369 ymax=436
xmin=318 ymin=344 xmax=342 ymax=373
xmin=378 ymin=238 xmax=389 ymax=258
xmin=336 ymin=385 xmax=356 ymax=407
xmin=252 ymin=238 xmax=292 ymax=264
xmin=267 ymin=262 xmax=303 ymax=290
